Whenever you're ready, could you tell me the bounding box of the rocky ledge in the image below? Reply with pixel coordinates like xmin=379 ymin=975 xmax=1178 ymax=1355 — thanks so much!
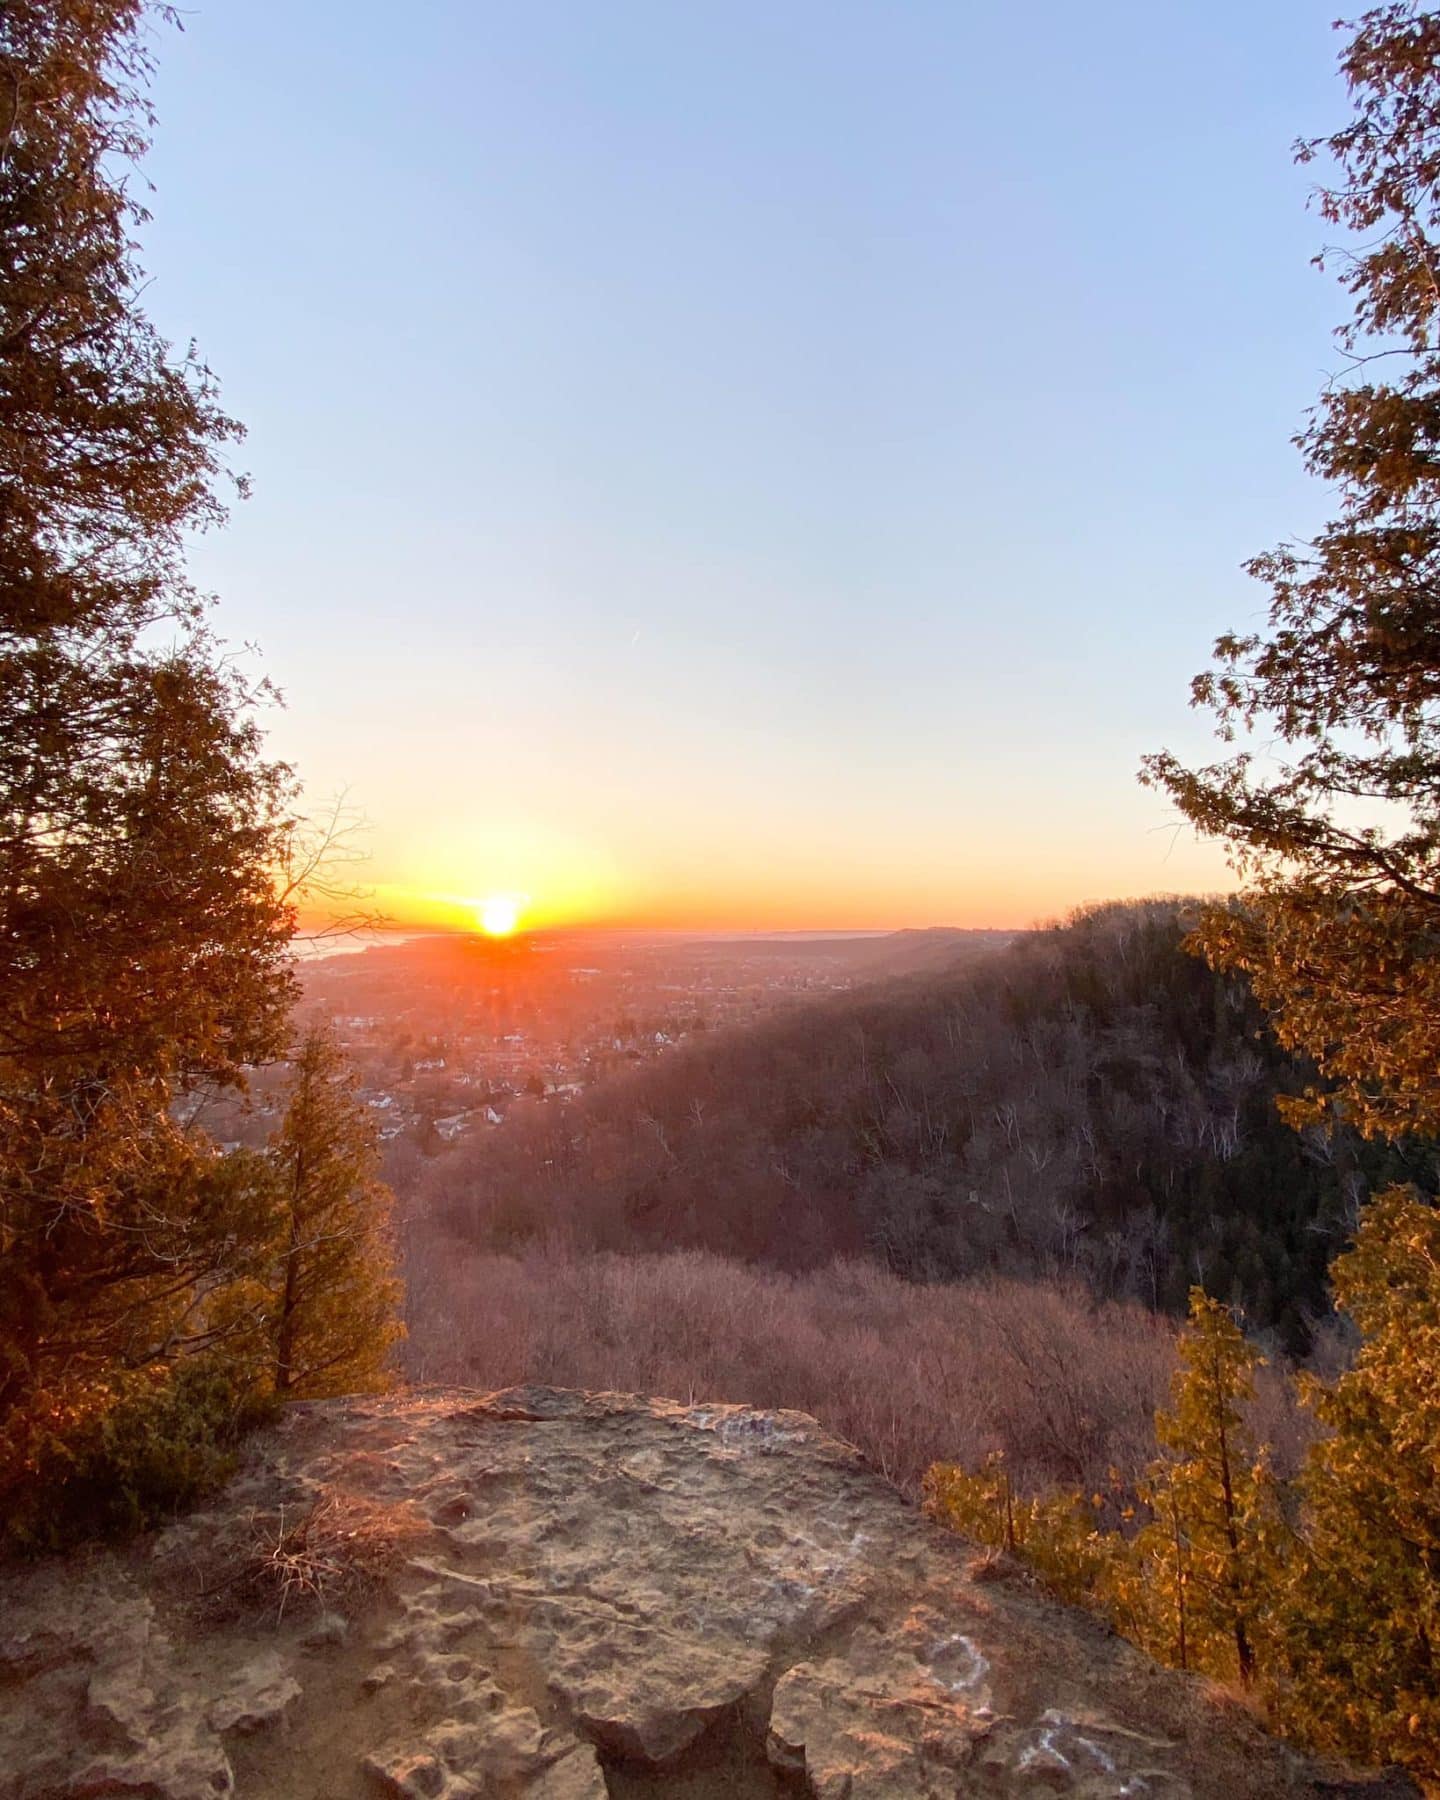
xmin=0 ymin=1387 xmax=1413 ymax=1799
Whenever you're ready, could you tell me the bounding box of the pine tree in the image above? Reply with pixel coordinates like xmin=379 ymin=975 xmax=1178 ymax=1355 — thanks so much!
xmin=266 ymin=1028 xmax=404 ymax=1398
xmin=1131 ymin=1291 xmax=1281 ymax=1687
xmin=1276 ymin=1188 xmax=1440 ymax=1784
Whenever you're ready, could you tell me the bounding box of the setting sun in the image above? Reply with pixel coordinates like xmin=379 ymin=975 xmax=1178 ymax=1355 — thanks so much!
xmin=476 ymin=893 xmax=524 ymax=938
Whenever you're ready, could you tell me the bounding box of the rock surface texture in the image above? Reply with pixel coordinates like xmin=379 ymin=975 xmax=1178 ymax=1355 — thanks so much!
xmin=0 ymin=1388 xmax=1414 ymax=1799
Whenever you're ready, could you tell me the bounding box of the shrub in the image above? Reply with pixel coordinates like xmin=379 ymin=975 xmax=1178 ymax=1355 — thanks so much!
xmin=1 ymin=1357 xmax=277 ymax=1552
xmin=923 ymin=1453 xmax=1118 ymax=1607
xmin=403 ymin=1241 xmax=1188 ymax=1497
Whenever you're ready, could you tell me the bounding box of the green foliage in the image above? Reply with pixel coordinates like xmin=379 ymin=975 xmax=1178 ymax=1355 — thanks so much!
xmin=2 ymin=1358 xmax=278 ymax=1552
xmin=1139 ymin=12 xmax=1440 ymax=1772
xmin=928 ymin=1255 xmax=1440 ymax=1781
xmin=0 ymin=7 xmax=407 ymax=1540
xmin=0 ymin=1017 xmax=410 ymax=1544
xmin=1272 ymin=1188 xmax=1440 ymax=1785
xmin=922 ymin=1453 xmax=1119 ymax=1608
xmin=1129 ymin=1291 xmax=1283 ymax=1685
xmin=930 ymin=21 xmax=1440 ymax=1765
xmin=1143 ymin=2 xmax=1440 ymax=1140
xmin=266 ymin=1026 xmax=405 ymax=1398
xmin=0 ymin=0 xmax=297 ymax=1508
xmin=927 ymin=1292 xmax=1285 ymax=1686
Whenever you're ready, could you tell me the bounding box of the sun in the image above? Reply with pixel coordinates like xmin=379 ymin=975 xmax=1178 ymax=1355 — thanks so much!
xmin=476 ymin=893 xmax=524 ymax=938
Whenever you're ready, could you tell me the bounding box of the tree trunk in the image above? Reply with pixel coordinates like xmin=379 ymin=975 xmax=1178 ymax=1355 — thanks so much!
xmin=1213 ymin=1356 xmax=1255 ymax=1687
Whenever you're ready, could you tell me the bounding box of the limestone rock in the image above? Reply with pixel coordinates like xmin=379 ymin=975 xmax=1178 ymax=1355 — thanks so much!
xmin=769 ymin=1610 xmax=999 ymax=1799
xmin=0 ymin=1580 xmax=233 ymax=1800
xmin=362 ymin=1747 xmax=448 ymax=1798
xmin=527 ymin=1746 xmax=609 ymax=1799
xmin=0 ymin=1386 xmax=1416 ymax=1798
xmin=302 ymin=1609 xmax=349 ymax=1649
xmin=207 ymin=1651 xmax=301 ymax=1733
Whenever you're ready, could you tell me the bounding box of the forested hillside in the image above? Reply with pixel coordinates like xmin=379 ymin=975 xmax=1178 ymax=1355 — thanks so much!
xmin=422 ymin=898 xmax=1434 ymax=1349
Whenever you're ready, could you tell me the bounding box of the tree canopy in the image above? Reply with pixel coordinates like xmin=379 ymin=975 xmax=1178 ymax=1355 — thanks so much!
xmin=1144 ymin=1 xmax=1440 ymax=1139
xmin=0 ymin=0 xmax=297 ymax=1523
xmin=267 ymin=1027 xmax=403 ymax=1400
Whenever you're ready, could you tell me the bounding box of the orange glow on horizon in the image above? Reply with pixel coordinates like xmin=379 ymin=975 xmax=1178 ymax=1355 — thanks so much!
xmin=345 ymin=879 xmax=1042 ymax=938
xmin=298 ymin=835 xmax=1240 ymax=941
xmin=296 ymin=778 xmax=1233 ymax=940
xmin=362 ymin=882 xmax=609 ymax=937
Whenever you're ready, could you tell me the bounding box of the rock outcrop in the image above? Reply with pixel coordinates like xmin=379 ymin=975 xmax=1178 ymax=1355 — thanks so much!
xmin=0 ymin=1387 xmax=1413 ymax=1798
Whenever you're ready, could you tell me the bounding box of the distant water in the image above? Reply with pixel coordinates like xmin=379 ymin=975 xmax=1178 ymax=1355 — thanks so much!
xmin=290 ymin=929 xmax=434 ymax=962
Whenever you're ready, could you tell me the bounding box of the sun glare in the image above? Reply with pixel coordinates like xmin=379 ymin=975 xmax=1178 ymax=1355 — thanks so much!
xmin=477 ymin=893 xmax=524 ymax=938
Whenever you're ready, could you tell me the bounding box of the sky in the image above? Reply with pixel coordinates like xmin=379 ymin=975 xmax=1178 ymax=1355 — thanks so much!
xmin=141 ymin=0 xmax=1352 ymax=933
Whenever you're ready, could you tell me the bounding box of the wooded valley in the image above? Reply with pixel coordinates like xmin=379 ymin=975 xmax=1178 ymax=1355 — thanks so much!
xmin=415 ymin=898 xmax=1435 ymax=1354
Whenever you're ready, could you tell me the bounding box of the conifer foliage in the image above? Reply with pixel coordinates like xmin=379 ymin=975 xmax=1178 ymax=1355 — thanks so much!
xmin=1144 ymin=3 xmax=1440 ymax=1140
xmin=1134 ymin=6 xmax=1440 ymax=1780
xmin=0 ymin=4 xmax=401 ymax=1538
xmin=1274 ymin=1188 xmax=1440 ymax=1777
xmin=928 ymin=1241 xmax=1440 ymax=1785
xmin=0 ymin=0 xmax=295 ymax=1516
xmin=1126 ymin=1292 xmax=1280 ymax=1687
xmin=267 ymin=1028 xmax=404 ymax=1399
xmin=926 ymin=1292 xmax=1283 ymax=1692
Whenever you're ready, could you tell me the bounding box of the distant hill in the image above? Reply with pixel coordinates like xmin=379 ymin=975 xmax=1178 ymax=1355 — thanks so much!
xmin=666 ymin=926 xmax=1017 ymax=979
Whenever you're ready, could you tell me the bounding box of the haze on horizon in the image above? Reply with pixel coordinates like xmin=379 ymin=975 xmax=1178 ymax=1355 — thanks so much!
xmin=141 ymin=0 xmax=1346 ymax=933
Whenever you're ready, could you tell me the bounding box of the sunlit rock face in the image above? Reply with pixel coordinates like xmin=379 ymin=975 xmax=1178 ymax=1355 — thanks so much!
xmin=0 ymin=1387 xmax=1415 ymax=1799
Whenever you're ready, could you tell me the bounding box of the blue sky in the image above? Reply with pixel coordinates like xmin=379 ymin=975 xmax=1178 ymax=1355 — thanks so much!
xmin=143 ymin=0 xmax=1349 ymax=929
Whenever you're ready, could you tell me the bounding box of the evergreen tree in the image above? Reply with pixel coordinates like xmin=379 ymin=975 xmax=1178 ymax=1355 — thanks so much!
xmin=1277 ymin=1188 xmax=1440 ymax=1784
xmin=266 ymin=1028 xmax=403 ymax=1398
xmin=0 ymin=0 xmax=296 ymax=1510
xmin=1142 ymin=3 xmax=1440 ymax=1140
xmin=922 ymin=1451 xmax=1118 ymax=1610
xmin=925 ymin=1295 xmax=1283 ymax=1692
xmin=1128 ymin=1291 xmax=1281 ymax=1687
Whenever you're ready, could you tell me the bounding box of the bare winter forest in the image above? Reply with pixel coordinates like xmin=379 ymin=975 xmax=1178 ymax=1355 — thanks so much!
xmin=390 ymin=899 xmax=1383 ymax=1498
xmin=403 ymin=1248 xmax=1313 ymax=1501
